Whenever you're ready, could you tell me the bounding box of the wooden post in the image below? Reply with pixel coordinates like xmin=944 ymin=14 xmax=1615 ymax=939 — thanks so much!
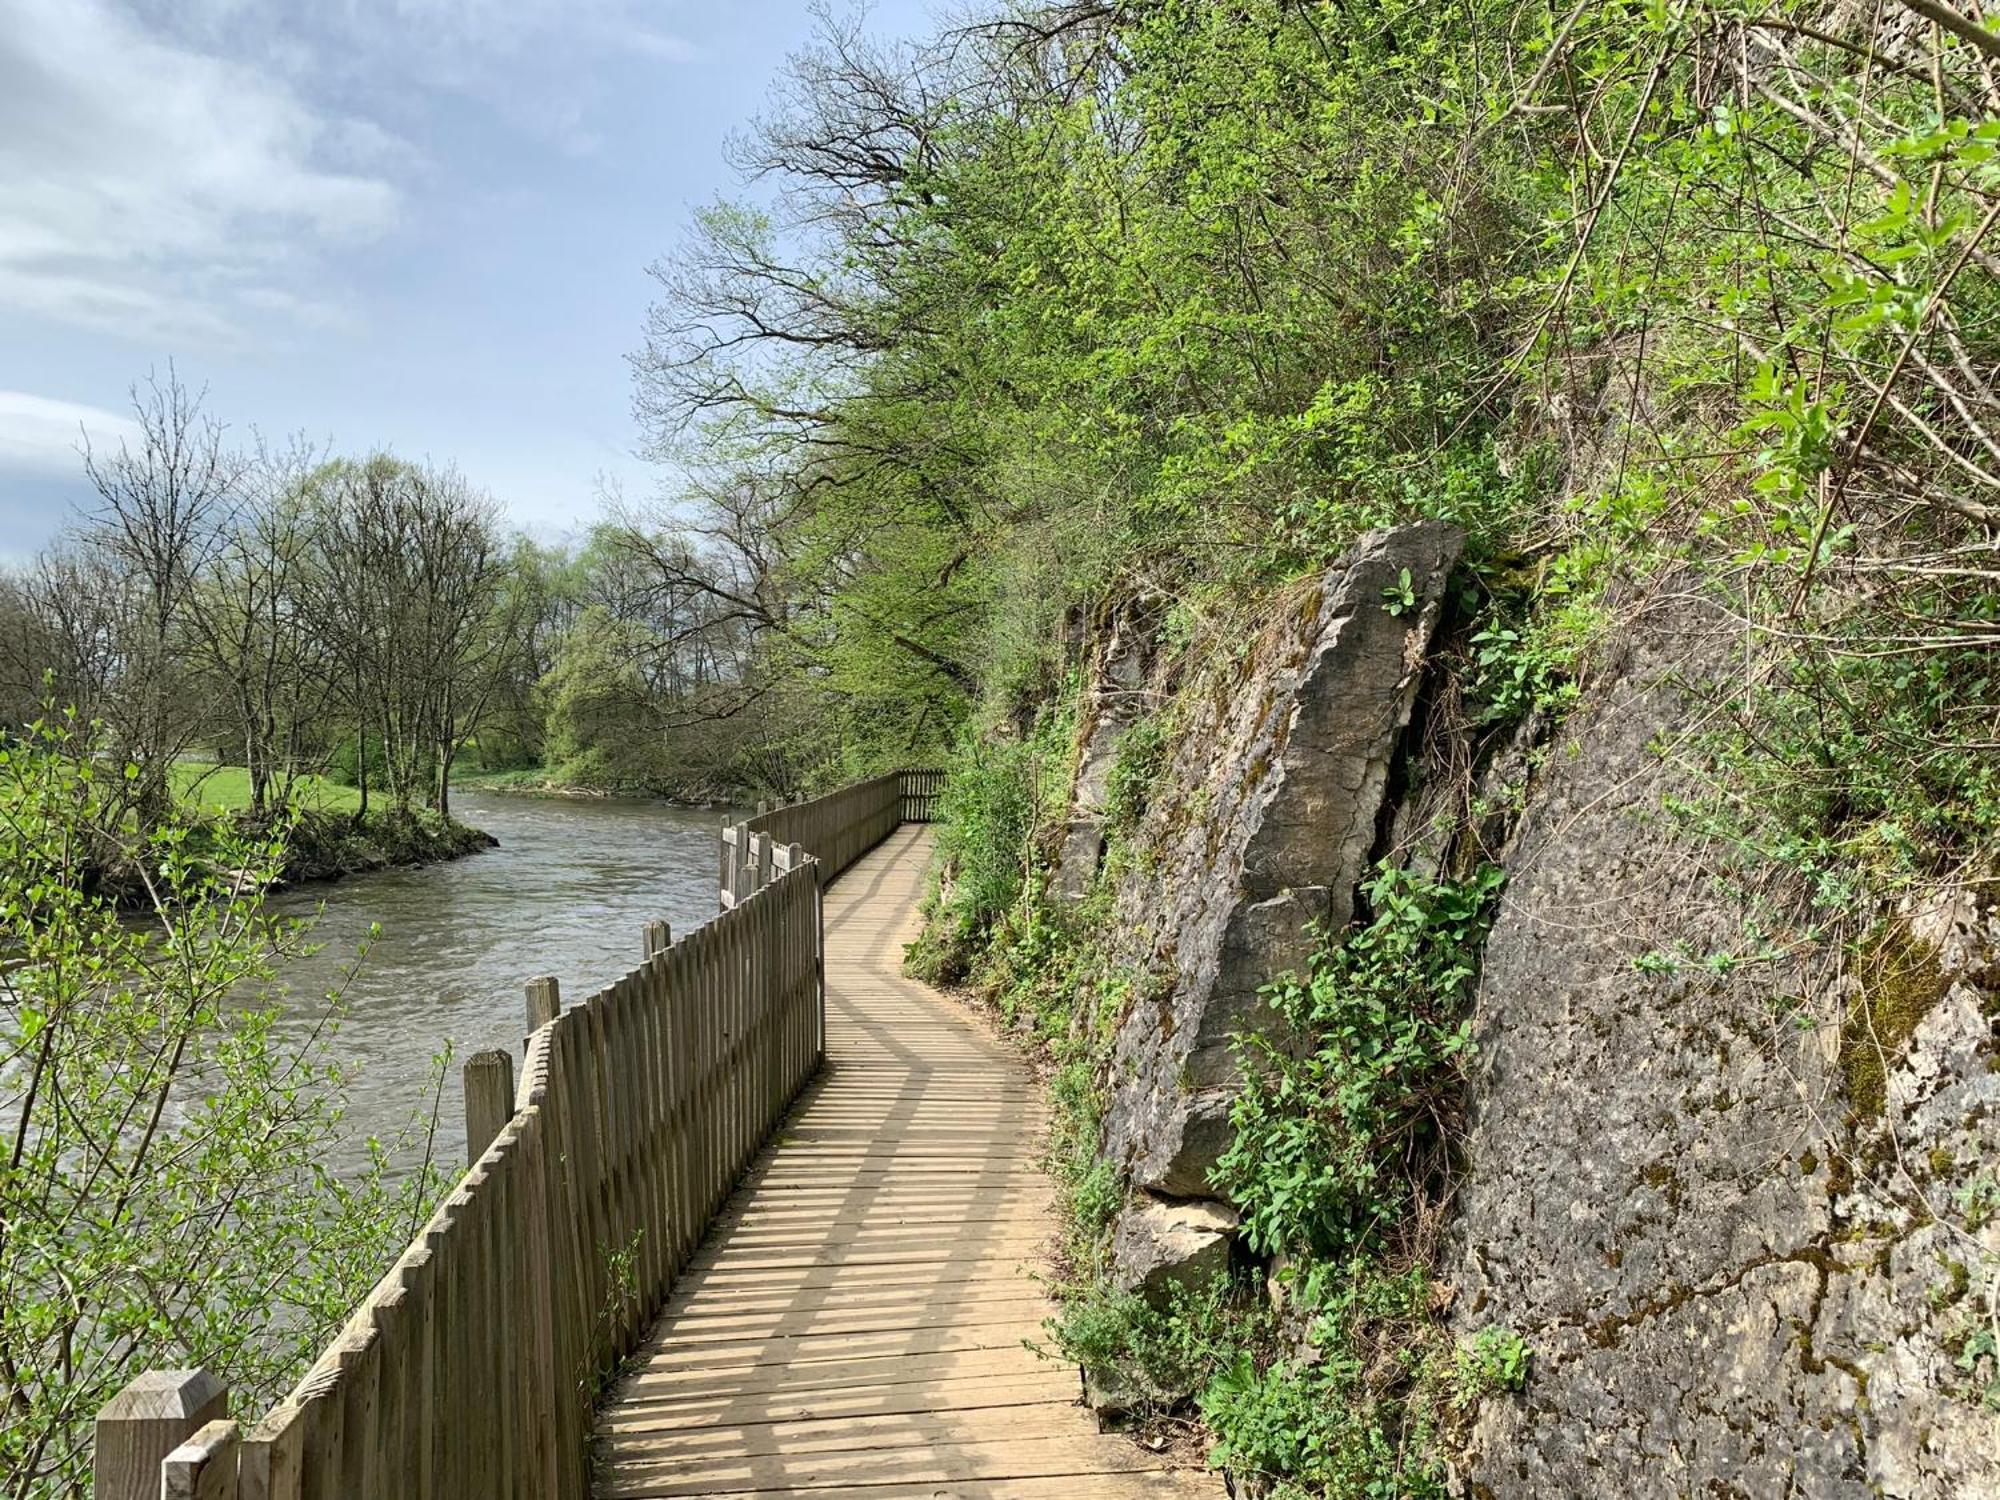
xmin=463 ymin=1050 xmax=516 ymax=1164
xmin=163 ymin=1419 xmax=240 ymax=1500
xmin=525 ymin=975 xmax=561 ymax=1033
xmin=95 ymin=1369 xmax=229 ymax=1500
xmin=643 ymin=920 xmax=672 ymax=959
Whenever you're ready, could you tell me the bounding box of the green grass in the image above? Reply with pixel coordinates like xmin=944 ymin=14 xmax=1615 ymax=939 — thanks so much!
xmin=170 ymin=763 xmax=361 ymax=816
xmin=449 ymin=765 xmax=551 ymax=792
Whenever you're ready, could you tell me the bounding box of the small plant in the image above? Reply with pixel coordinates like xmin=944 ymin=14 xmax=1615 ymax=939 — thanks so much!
xmin=1046 ymin=1274 xmax=1254 ymax=1413
xmin=1451 ymin=1326 xmax=1532 ymax=1406
xmin=1381 ymin=567 xmax=1419 ymax=616
xmin=1954 ymin=1176 xmax=1999 ymax=1233
xmin=1953 ymin=1322 xmax=1999 ymax=1411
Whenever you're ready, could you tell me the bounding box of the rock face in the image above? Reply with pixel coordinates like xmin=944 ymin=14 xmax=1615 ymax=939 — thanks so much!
xmin=1052 ymin=598 xmax=1160 ymax=902
xmin=1447 ymin=589 xmax=2000 ymax=1499
xmin=1111 ymin=1196 xmax=1239 ymax=1307
xmin=1099 ymin=521 xmax=1464 ymax=1199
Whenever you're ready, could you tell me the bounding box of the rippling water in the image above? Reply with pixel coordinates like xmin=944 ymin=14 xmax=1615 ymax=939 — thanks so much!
xmin=264 ymin=793 xmax=738 ymax=1172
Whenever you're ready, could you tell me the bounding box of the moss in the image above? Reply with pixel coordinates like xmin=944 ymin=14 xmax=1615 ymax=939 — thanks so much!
xmin=1928 ymin=1146 xmax=1958 ymax=1177
xmin=1840 ymin=922 xmax=1949 ymax=1119
xmin=1799 ymin=1149 xmax=1819 ymax=1176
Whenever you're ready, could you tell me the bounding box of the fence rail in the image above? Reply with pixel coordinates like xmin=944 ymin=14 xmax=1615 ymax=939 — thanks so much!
xmin=718 ymin=768 xmax=940 ymax=908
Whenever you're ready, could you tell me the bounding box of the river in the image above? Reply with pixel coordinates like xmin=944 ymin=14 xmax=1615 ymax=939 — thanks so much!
xmin=265 ymin=792 xmax=739 ymax=1174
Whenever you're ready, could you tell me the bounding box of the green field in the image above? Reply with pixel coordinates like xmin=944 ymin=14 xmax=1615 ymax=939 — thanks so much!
xmin=170 ymin=763 xmax=362 ymax=815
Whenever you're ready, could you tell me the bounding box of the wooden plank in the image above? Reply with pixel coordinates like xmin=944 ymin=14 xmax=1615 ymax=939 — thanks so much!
xmin=597 ymin=1402 xmax=1098 ymax=1462
xmin=593 ymin=828 xmax=1219 ymax=1500
xmin=597 ymin=1433 xmax=1180 ymax=1497
xmin=616 ymin=1478 xmax=1214 ymax=1500
xmin=162 ymin=1419 xmax=241 ymax=1500
xmin=595 ymin=1374 xmax=1079 ymax=1435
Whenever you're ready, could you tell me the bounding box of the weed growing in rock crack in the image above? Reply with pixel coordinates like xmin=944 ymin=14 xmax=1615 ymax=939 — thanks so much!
xmin=1954 ymin=1176 xmax=1998 ymax=1233
xmin=1450 ymin=1327 xmax=1532 ymax=1404
xmin=1101 ymin=712 xmax=1170 ymax=839
xmin=1216 ymin=863 xmax=1506 ymax=1260
xmin=1168 ymin=863 xmax=1507 ymax=1494
xmin=1953 ymin=1324 xmax=1999 ymax=1411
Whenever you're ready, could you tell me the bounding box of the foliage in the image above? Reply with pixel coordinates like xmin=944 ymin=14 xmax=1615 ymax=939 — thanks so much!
xmin=540 ymin=608 xmax=672 ymax=792
xmin=1049 ymin=1274 xmax=1261 ymax=1415
xmin=1200 ymin=1264 xmax=1452 ymax=1500
xmin=1217 ymin=865 xmax=1506 ymax=1261
xmin=906 ymin=718 xmax=1071 ymax=982
xmin=1450 ymin=1327 xmax=1532 ymax=1406
xmin=0 ymin=713 xmax=443 ymax=1497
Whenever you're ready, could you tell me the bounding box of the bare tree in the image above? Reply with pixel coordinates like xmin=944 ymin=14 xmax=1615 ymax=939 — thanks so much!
xmin=80 ymin=368 xmax=244 ymax=827
xmin=183 ymin=437 xmax=340 ymax=819
xmin=302 ymin=456 xmax=515 ymax=819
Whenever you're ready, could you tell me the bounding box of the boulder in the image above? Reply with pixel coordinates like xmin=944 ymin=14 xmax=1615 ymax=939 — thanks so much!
xmin=1110 ymin=1195 xmax=1240 ymax=1307
xmin=1100 ymin=521 xmax=1464 ymax=1197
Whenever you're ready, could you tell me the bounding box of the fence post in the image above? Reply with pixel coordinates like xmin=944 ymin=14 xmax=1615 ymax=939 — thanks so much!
xmin=644 ymin=920 xmax=672 ymax=959
xmin=525 ymin=975 xmax=561 ymax=1033
xmin=95 ymin=1369 xmax=229 ymax=1500
xmin=163 ymin=1419 xmax=241 ymax=1500
xmin=463 ymin=1050 xmax=516 ymax=1164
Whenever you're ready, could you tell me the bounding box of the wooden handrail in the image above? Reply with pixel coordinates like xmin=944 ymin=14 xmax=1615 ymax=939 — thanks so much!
xmin=95 ymin=770 xmax=949 ymax=1500
xmin=718 ymin=768 xmax=941 ymax=908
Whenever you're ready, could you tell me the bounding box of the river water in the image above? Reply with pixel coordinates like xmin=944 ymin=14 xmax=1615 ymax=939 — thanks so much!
xmin=264 ymin=793 xmax=738 ymax=1174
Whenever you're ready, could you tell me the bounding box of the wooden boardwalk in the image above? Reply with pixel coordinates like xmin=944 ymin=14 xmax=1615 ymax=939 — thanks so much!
xmin=593 ymin=826 xmax=1216 ymax=1499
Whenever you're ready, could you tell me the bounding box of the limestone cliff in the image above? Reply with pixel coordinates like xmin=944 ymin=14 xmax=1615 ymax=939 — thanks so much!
xmin=1446 ymin=588 xmax=2000 ymax=1500
xmin=1095 ymin=522 xmax=1462 ymax=1210
xmin=1060 ymin=549 xmax=1999 ymax=1494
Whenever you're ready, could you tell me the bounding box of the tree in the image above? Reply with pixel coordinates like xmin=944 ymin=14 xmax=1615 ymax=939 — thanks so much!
xmin=300 ymin=456 xmax=517 ymax=820
xmin=80 ymin=369 xmax=242 ymax=829
xmin=183 ymin=438 xmax=340 ymax=820
xmin=0 ymin=711 xmax=435 ymax=1498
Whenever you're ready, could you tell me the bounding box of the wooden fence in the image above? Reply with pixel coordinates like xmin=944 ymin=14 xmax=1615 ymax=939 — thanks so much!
xmin=718 ymin=768 xmax=941 ymax=908
xmin=94 ymin=844 xmax=842 ymax=1499
xmin=96 ymin=773 xmax=946 ymax=1500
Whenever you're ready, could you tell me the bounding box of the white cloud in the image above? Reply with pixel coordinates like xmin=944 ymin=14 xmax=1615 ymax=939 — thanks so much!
xmin=0 ymin=0 xmax=401 ymax=342
xmin=0 ymin=0 xmax=701 ymax=341
xmin=0 ymin=391 xmax=141 ymax=472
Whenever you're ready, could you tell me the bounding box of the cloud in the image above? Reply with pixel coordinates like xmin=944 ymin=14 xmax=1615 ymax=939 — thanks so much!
xmin=0 ymin=0 xmax=401 ymax=342
xmin=0 ymin=391 xmax=141 ymax=473
xmin=0 ymin=0 xmax=702 ymax=342
xmin=138 ymin=0 xmax=703 ymax=117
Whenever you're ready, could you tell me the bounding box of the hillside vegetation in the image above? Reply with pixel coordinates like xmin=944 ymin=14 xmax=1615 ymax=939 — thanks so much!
xmin=627 ymin=0 xmax=2000 ymax=1491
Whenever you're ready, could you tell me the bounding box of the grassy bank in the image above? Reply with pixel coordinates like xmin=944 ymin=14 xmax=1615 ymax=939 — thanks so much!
xmin=451 ymin=761 xmax=736 ymax=806
xmin=171 ymin=763 xmax=361 ymax=815
xmin=170 ymin=762 xmax=495 ymax=889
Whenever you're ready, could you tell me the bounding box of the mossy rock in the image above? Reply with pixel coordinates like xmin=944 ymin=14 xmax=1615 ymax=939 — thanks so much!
xmin=1840 ymin=921 xmax=1950 ymax=1119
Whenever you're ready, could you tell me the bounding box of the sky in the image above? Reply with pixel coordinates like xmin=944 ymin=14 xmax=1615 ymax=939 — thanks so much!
xmin=0 ymin=0 xmax=939 ymax=561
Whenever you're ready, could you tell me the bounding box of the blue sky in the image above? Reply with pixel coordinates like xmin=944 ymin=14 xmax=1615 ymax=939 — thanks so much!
xmin=0 ymin=0 xmax=939 ymax=560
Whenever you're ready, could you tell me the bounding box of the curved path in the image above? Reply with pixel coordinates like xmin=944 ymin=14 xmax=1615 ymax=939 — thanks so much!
xmin=592 ymin=825 xmax=1216 ymax=1499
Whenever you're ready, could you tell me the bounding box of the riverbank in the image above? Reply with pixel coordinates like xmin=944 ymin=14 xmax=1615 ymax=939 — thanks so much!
xmin=453 ymin=764 xmax=737 ymax=809
xmin=281 ymin=806 xmax=497 ymax=885
xmin=172 ymin=763 xmax=497 ymax=889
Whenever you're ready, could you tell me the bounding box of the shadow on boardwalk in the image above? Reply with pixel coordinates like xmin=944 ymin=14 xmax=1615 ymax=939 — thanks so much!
xmin=591 ymin=825 xmax=1218 ymax=1499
